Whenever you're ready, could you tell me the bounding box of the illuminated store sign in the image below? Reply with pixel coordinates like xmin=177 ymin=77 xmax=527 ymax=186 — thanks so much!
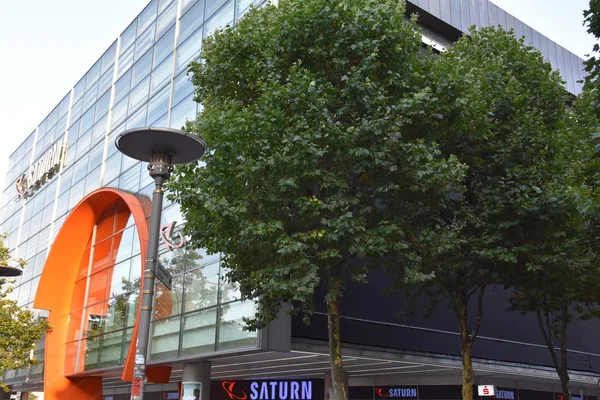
xmin=496 ymin=390 xmax=516 ymax=400
xmin=15 ymin=139 xmax=68 ymax=201
xmin=218 ymin=380 xmax=320 ymax=400
xmin=374 ymin=387 xmax=418 ymax=399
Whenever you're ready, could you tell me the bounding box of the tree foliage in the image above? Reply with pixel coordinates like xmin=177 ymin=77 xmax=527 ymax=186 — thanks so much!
xmin=169 ymin=1 xmax=465 ymax=399
xmin=0 ymin=235 xmax=49 ymax=392
xmin=395 ymin=27 xmax=577 ymax=400
xmin=584 ymin=0 xmax=600 ymax=112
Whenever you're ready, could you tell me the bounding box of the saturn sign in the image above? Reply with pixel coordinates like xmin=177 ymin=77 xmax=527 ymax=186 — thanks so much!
xmin=15 ymin=139 xmax=68 ymax=201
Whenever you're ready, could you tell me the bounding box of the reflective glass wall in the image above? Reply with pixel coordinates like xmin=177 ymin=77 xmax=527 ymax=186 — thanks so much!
xmin=0 ymin=0 xmax=264 ymax=386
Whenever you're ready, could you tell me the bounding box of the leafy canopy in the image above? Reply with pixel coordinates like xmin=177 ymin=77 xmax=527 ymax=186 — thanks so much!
xmin=169 ymin=0 xmax=466 ymax=329
xmin=0 ymin=234 xmax=49 ymax=391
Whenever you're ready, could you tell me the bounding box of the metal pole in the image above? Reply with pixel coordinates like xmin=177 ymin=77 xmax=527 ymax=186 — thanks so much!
xmin=131 ymin=173 xmax=166 ymax=400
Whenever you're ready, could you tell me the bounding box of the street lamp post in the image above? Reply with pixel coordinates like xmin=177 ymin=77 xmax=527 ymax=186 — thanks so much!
xmin=115 ymin=127 xmax=206 ymax=400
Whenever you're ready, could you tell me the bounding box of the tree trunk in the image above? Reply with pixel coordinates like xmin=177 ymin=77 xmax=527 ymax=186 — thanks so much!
xmin=461 ymin=336 xmax=474 ymax=400
xmin=559 ymin=306 xmax=572 ymax=400
xmin=327 ymin=294 xmax=347 ymax=400
xmin=559 ymin=374 xmax=571 ymax=400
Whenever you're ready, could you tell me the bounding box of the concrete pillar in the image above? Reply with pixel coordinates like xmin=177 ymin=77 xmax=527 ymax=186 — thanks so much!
xmin=182 ymin=361 xmax=211 ymax=400
xmin=325 ymin=371 xmax=348 ymax=400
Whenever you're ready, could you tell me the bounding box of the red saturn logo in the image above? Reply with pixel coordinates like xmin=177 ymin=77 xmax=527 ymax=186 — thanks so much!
xmin=222 ymin=381 xmax=248 ymax=400
xmin=375 ymin=388 xmax=388 ymax=398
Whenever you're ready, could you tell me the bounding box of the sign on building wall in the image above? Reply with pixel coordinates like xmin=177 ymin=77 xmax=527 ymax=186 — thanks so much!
xmin=213 ymin=380 xmax=324 ymax=400
xmin=374 ymin=387 xmax=418 ymax=399
xmin=15 ymin=139 xmax=68 ymax=201
xmin=478 ymin=386 xmax=496 ymax=397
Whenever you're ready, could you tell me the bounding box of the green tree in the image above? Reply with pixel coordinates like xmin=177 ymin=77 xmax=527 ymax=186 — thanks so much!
xmin=504 ymin=83 xmax=600 ymax=400
xmin=396 ymin=27 xmax=573 ymax=400
xmin=169 ymin=1 xmax=465 ymax=399
xmin=0 ymin=234 xmax=50 ymax=392
xmin=583 ymin=0 xmax=600 ymax=113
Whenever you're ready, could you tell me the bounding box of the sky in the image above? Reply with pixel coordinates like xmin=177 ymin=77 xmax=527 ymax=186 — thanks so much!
xmin=0 ymin=0 xmax=597 ymax=194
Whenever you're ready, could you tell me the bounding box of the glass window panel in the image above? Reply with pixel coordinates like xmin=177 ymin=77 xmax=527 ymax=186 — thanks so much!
xmin=85 ymin=165 xmax=102 ymax=195
xmin=120 ymin=21 xmax=137 ymax=54
xmin=55 ymin=193 xmax=68 ymax=219
xmin=151 ymin=53 xmax=174 ymax=94
xmin=80 ymin=107 xmax=95 ymax=134
xmin=216 ymin=301 xmax=258 ymax=351
xmin=126 ymin=105 xmax=148 ymax=130
xmin=132 ymin=49 xmax=153 ymax=88
xmin=125 ymin=291 xmax=140 ymax=328
xmin=105 ymin=296 xmax=129 ymax=333
xmin=118 ymin=44 xmax=135 ymax=77
xmin=70 ymin=98 xmax=83 ymax=125
xmin=97 ymin=330 xmax=124 ymax=368
xmin=138 ymin=0 xmax=158 ymax=35
xmin=83 ymin=82 xmax=99 ymax=112
xmin=41 ymin=201 xmax=54 ymax=228
xmin=98 ymin=66 xmax=113 ymax=97
xmin=154 ymin=26 xmax=176 ymax=67
xmin=147 ymin=84 xmax=171 ymax=125
xmin=73 ymin=158 xmax=89 ymax=187
xmin=173 ymin=72 xmax=194 ymax=107
xmin=92 ymin=115 xmax=107 ymax=145
xmin=59 ymin=167 xmax=74 ymax=193
xmin=183 ymin=263 xmax=219 ymax=312
xmin=150 ymin=317 xmax=181 ymax=361
xmin=68 ymin=119 xmax=81 ymax=142
xmin=86 ymin=60 xmax=102 ymax=90
xmin=69 ymin=179 xmax=85 ymax=210
xmin=150 ymin=112 xmax=168 ymax=127
xmin=118 ymin=163 xmax=142 ymax=194
xmin=129 ymin=76 xmax=151 ymax=112
xmin=112 ymin=95 xmax=129 ymax=129
xmin=206 ymin=0 xmax=227 ymax=19
xmin=87 ymin=268 xmax=110 ymax=305
xmin=179 ymin=0 xmax=205 ymax=45
xmin=159 ymin=0 xmax=175 ymax=13
xmin=57 ymin=114 xmax=68 ymax=135
xmin=121 ymin=148 xmax=139 ymax=173
xmin=237 ymin=0 xmax=254 ymax=17
xmin=113 ymin=226 xmax=135 ymax=265
xmin=95 ymin=91 xmax=111 ymax=121
xmin=76 ymin=130 xmax=92 ymax=161
xmin=130 ymin=257 xmax=142 ymax=292
xmin=103 ymin=152 xmax=122 ymax=186
xmin=154 ymin=276 xmax=182 ymax=320
xmin=170 ymin=95 xmax=197 ymax=129
xmin=101 ymin=41 xmax=117 ymax=73
xmin=156 ymin=0 xmax=177 ymax=40
xmin=88 ymin=143 xmax=104 ymax=172
xmin=73 ymin=78 xmax=86 ymax=102
xmin=135 ymin=23 xmax=156 ymax=61
xmin=181 ymin=0 xmax=200 ymax=15
xmin=176 ymin=28 xmax=203 ymax=72
xmin=204 ymin=0 xmax=234 ymax=38
xmin=59 ymin=93 xmax=71 ymax=117
xmin=114 ymin=70 xmax=132 ymax=104
xmin=109 ymin=259 xmax=132 ymax=298
xmin=180 ymin=309 xmax=217 ymax=355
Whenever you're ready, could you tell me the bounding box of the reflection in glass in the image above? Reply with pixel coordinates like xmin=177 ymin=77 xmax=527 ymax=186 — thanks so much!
xmin=183 ymin=262 xmax=219 ymax=313
xmin=170 ymin=95 xmax=197 ymax=129
xmin=181 ymin=309 xmax=217 ymax=355
xmin=135 ymin=23 xmax=156 ymax=61
xmin=154 ymin=26 xmax=176 ymax=67
xmin=179 ymin=0 xmax=205 ymax=45
xmin=217 ymin=301 xmax=258 ymax=351
xmin=204 ymin=0 xmax=234 ymax=37
xmin=157 ymin=0 xmax=177 ymax=40
xmin=151 ymin=53 xmax=173 ymax=94
xmin=147 ymin=84 xmax=171 ymax=124
xmin=150 ymin=317 xmax=181 ymax=361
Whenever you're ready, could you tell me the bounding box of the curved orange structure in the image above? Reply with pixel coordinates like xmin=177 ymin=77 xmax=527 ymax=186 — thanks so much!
xmin=34 ymin=188 xmax=171 ymax=400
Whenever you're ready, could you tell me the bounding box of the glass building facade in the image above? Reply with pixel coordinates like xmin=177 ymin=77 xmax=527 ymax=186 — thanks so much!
xmin=0 ymin=0 xmax=586 ymax=392
xmin=0 ymin=0 xmax=264 ymax=387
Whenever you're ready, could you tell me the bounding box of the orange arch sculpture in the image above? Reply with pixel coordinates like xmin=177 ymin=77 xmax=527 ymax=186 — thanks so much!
xmin=34 ymin=188 xmax=171 ymax=400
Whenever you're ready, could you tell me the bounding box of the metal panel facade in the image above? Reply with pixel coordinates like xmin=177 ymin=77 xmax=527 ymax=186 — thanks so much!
xmin=406 ymin=0 xmax=585 ymax=95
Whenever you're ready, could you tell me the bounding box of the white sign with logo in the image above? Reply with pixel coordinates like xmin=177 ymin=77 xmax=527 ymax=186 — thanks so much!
xmin=478 ymin=386 xmax=496 ymax=397
xmin=15 ymin=139 xmax=68 ymax=201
